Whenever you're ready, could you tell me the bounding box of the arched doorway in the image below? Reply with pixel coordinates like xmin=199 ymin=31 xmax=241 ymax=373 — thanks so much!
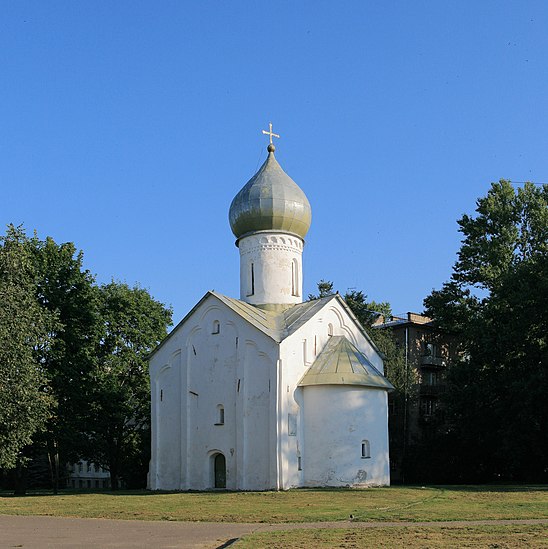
xmin=214 ymin=453 xmax=226 ymax=489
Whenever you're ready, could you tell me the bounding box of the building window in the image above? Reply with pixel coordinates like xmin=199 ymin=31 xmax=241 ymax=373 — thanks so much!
xmin=327 ymin=323 xmax=334 ymax=337
xmin=424 ymin=342 xmax=437 ymax=357
xmin=423 ymin=371 xmax=440 ymax=385
xmin=421 ymin=397 xmax=437 ymax=416
xmin=247 ymin=262 xmax=255 ymax=296
xmin=216 ymin=404 xmax=225 ymax=425
xmin=288 ymin=413 xmax=297 ymax=436
xmin=298 ymin=456 xmax=302 ymax=471
xmin=291 ymin=259 xmax=299 ymax=297
xmin=78 ymin=462 xmax=83 ymax=473
xmin=361 ymin=440 xmax=371 ymax=459
xmin=212 ymin=320 xmax=220 ymax=334
xmin=87 ymin=462 xmax=92 ymax=473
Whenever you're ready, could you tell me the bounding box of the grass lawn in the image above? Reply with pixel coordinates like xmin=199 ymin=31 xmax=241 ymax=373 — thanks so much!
xmin=0 ymin=485 xmax=546 ymax=524
xmin=235 ymin=524 xmax=548 ymax=548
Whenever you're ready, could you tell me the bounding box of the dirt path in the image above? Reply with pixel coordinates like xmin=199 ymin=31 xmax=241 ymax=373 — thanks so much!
xmin=1 ymin=515 xmax=547 ymax=549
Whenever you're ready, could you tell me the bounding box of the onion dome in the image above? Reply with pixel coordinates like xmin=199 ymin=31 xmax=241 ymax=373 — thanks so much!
xmin=229 ymin=144 xmax=312 ymax=240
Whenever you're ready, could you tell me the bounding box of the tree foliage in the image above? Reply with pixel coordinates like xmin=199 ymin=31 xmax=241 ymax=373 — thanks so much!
xmin=424 ymin=180 xmax=548 ymax=482
xmin=0 ymin=225 xmax=173 ymax=492
xmin=85 ymin=282 xmax=172 ymax=489
xmin=307 ymin=279 xmax=335 ymax=300
xmin=0 ymin=226 xmax=56 ymax=471
xmin=31 ymin=235 xmax=100 ymax=490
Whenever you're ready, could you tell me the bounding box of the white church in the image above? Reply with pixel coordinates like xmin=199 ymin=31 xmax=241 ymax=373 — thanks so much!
xmin=148 ymin=130 xmax=393 ymax=491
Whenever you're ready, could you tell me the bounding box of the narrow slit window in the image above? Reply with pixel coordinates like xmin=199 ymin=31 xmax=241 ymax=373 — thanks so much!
xmin=212 ymin=320 xmax=220 ymax=334
xmin=291 ymin=259 xmax=299 ymax=296
xmin=247 ymin=262 xmax=255 ymax=296
xmin=361 ymin=440 xmax=371 ymax=459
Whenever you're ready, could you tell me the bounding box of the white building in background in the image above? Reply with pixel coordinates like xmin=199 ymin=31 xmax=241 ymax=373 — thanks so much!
xmin=68 ymin=460 xmax=110 ymax=489
xmin=148 ymin=134 xmax=393 ymax=491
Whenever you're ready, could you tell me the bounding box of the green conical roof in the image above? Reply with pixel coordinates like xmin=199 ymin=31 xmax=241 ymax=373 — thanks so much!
xmin=298 ymin=336 xmax=394 ymax=390
xmin=229 ymin=146 xmax=312 ymax=240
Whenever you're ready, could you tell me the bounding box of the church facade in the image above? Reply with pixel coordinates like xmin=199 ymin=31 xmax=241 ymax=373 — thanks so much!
xmin=148 ymin=135 xmax=393 ymax=491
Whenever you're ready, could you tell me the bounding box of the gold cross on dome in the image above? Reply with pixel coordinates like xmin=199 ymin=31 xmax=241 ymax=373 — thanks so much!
xmin=262 ymin=122 xmax=280 ymax=144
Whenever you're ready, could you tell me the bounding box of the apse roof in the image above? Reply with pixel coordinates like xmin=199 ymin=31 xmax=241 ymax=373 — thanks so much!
xmin=298 ymin=336 xmax=394 ymax=390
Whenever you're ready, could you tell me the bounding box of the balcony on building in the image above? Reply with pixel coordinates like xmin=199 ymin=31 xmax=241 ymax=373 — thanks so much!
xmin=419 ymin=383 xmax=446 ymax=396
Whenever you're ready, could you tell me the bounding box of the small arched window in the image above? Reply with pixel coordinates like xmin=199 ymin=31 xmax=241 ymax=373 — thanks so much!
xmin=216 ymin=404 xmax=225 ymax=425
xmin=328 ymin=323 xmax=334 ymax=337
xmin=361 ymin=440 xmax=371 ymax=459
xmin=212 ymin=320 xmax=220 ymax=335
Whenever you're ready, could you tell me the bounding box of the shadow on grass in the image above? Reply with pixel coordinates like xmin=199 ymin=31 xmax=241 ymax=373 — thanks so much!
xmin=429 ymin=484 xmax=548 ymax=493
xmin=1 ymin=484 xmax=545 ymax=498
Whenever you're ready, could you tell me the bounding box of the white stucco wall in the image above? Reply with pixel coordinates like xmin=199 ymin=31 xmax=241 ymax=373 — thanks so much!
xmin=149 ymin=294 xmax=279 ymax=491
xmin=238 ymin=231 xmax=304 ymax=306
xmin=150 ymin=294 xmax=391 ymax=491
xmin=302 ymin=385 xmax=390 ymax=487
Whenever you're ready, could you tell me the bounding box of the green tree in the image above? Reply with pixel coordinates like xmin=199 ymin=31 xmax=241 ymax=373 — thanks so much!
xmin=30 ymin=235 xmax=100 ymax=492
xmin=343 ymin=289 xmax=392 ymax=329
xmin=0 ymin=226 xmax=56 ymax=491
xmin=85 ymin=282 xmax=172 ymax=489
xmin=307 ymin=279 xmax=335 ymax=300
xmin=424 ymin=180 xmax=548 ymax=482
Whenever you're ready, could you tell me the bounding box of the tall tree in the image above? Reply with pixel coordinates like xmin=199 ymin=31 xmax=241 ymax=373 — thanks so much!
xmin=424 ymin=180 xmax=548 ymax=482
xmin=85 ymin=282 xmax=172 ymax=489
xmin=30 ymin=235 xmax=100 ymax=491
xmin=0 ymin=226 xmax=56 ymax=492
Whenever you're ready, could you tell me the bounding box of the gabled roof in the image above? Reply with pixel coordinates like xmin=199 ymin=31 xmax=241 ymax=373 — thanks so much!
xmin=150 ymin=291 xmax=381 ymax=359
xmin=298 ymin=336 xmax=394 ymax=390
xmin=211 ymin=291 xmax=335 ymax=342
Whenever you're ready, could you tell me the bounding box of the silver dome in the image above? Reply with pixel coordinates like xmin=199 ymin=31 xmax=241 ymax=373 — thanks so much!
xmin=229 ymin=147 xmax=312 ymax=240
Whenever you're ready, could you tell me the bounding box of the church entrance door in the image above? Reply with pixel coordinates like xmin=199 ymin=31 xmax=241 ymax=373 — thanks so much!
xmin=214 ymin=453 xmax=226 ymax=488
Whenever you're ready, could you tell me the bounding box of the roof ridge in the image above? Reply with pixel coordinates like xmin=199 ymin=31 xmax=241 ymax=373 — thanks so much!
xmin=284 ymin=294 xmax=336 ymax=324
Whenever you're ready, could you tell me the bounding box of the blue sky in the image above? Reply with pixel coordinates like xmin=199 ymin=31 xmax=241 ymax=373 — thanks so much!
xmin=2 ymin=1 xmax=547 ymax=323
